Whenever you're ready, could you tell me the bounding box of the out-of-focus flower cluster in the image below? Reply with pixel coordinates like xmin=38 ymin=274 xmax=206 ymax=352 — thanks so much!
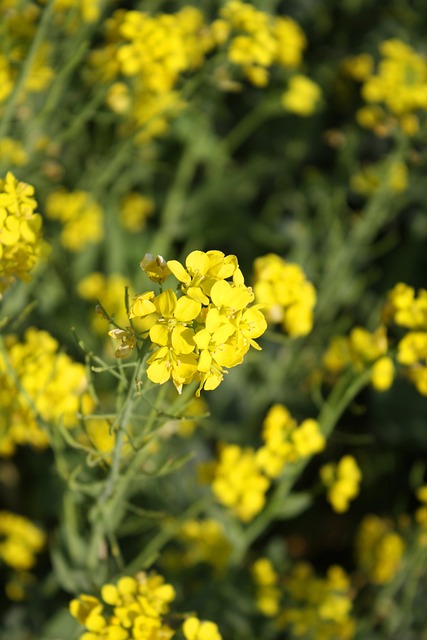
xmin=355 ymin=514 xmax=405 ymax=585
xmin=120 ymin=250 xmax=267 ymax=396
xmin=207 ymin=404 xmax=325 ymax=522
xmin=344 ymin=39 xmax=427 ymax=136
xmin=87 ymin=0 xmax=320 ymax=142
xmin=253 ymin=559 xmax=355 ymax=639
xmin=383 ymin=283 xmax=427 ymax=396
xmin=0 ymin=2 xmax=53 ymax=109
xmin=0 ymin=172 xmax=49 ymax=296
xmin=163 ymin=518 xmax=231 ymax=573
xmin=70 ymin=572 xmax=222 ymax=640
xmin=323 ymin=325 xmax=393 ymax=391
xmin=45 ymin=188 xmax=103 ymax=251
xmin=0 ymin=511 xmax=45 ymax=572
xmin=0 ymin=327 xmax=93 ymax=456
xmin=320 ymin=455 xmax=362 ymax=513
xmin=253 ymin=253 xmax=317 ymax=337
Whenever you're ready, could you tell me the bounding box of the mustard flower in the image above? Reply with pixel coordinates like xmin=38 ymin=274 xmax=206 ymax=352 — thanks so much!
xmin=177 ymin=519 xmax=231 ymax=570
xmin=356 ymin=515 xmax=405 ymax=585
xmin=0 ymin=511 xmax=45 ymax=572
xmin=0 ymin=172 xmax=49 ymax=296
xmin=252 ymin=558 xmax=281 ymax=616
xmin=128 ymin=250 xmax=267 ymax=395
xmin=320 ymin=456 xmax=362 ymax=513
xmin=279 ymin=563 xmax=355 ymax=639
xmin=183 ymin=617 xmax=222 ymax=640
xmin=282 ymin=75 xmax=322 ymax=116
xmin=323 ymin=325 xmax=394 ymax=391
xmin=353 ymin=39 xmax=427 ymax=135
xmin=120 ymin=192 xmax=154 ymax=232
xmin=71 ymin=573 xmax=176 ymax=640
xmin=0 ymin=328 xmax=93 ymax=456
xmin=256 ymin=404 xmax=325 ymax=479
xmin=211 ymin=444 xmax=270 ymax=522
xmin=45 ymin=189 xmax=104 ymax=251
xmin=253 ymin=253 xmax=316 ymax=337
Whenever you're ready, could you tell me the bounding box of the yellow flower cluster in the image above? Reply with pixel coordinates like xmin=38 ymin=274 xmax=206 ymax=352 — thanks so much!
xmin=0 ymin=138 xmax=28 ymax=168
xmin=0 ymin=172 xmax=49 ymax=296
xmin=120 ymin=192 xmax=154 ymax=232
xmin=253 ymin=253 xmax=317 ymax=337
xmin=323 ymin=325 xmax=394 ymax=391
xmin=210 ymin=405 xmax=324 ymax=522
xmin=210 ymin=444 xmax=270 ymax=522
xmin=320 ymin=456 xmax=362 ymax=513
xmin=282 ymin=75 xmax=322 ymax=116
xmin=127 ymin=250 xmax=267 ymax=395
xmin=355 ymin=515 xmax=405 ymax=585
xmin=0 ymin=328 xmax=92 ymax=456
xmin=280 ymin=563 xmax=355 ymax=639
xmin=348 ymin=40 xmax=427 ymax=135
xmin=252 ymin=557 xmax=281 ymax=617
xmin=183 ymin=618 xmax=222 ymax=640
xmin=90 ymin=7 xmax=213 ymax=141
xmin=70 ymin=572 xmax=222 ymax=640
xmin=219 ymin=1 xmax=320 ymax=113
xmin=0 ymin=511 xmax=45 ymax=572
xmin=45 ymin=188 xmax=104 ymax=251
xmin=54 ymin=0 xmax=101 ymax=24
xmin=384 ymin=283 xmax=427 ymax=395
xmin=177 ymin=519 xmax=231 ymax=570
xmin=256 ymin=404 xmax=325 ymax=478
xmin=0 ymin=2 xmax=53 ymax=105
xmin=351 ymin=160 xmax=408 ymax=196
xmin=70 ymin=573 xmax=176 ymax=640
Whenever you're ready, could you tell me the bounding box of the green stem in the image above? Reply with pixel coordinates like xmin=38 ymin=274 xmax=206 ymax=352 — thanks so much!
xmin=150 ymin=144 xmax=197 ymax=257
xmin=230 ymin=367 xmax=373 ymax=564
xmin=0 ymin=0 xmax=55 ymax=139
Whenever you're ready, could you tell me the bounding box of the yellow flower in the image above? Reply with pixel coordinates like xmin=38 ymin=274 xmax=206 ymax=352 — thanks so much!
xmin=356 ymin=515 xmax=405 ymax=584
xmin=45 ymin=189 xmax=103 ymax=251
xmin=211 ymin=444 xmax=270 ymax=522
xmin=253 ymin=254 xmax=316 ymax=336
xmin=183 ymin=617 xmax=222 ymax=640
xmin=0 ymin=172 xmax=49 ymax=296
xmin=320 ymin=456 xmax=362 ymax=513
xmin=282 ymin=75 xmax=322 ymax=116
xmin=120 ymin=192 xmax=154 ymax=232
xmin=0 ymin=511 xmax=45 ymax=571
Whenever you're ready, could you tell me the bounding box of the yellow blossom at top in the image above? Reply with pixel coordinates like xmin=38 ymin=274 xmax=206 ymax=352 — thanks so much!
xmin=0 ymin=172 xmax=49 ymax=296
xmin=126 ymin=250 xmax=267 ymax=395
xmin=0 ymin=511 xmax=45 ymax=572
xmin=253 ymin=254 xmax=316 ymax=337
